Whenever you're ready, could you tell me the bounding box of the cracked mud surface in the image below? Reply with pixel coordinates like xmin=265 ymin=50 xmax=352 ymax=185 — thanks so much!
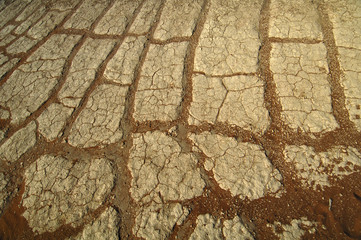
xmin=0 ymin=0 xmax=361 ymax=239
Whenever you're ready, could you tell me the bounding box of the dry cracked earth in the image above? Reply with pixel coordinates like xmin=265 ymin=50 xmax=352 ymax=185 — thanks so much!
xmin=0 ymin=0 xmax=360 ymax=239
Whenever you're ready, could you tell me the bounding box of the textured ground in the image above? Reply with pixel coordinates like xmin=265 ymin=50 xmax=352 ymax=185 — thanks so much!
xmin=0 ymin=0 xmax=361 ymax=239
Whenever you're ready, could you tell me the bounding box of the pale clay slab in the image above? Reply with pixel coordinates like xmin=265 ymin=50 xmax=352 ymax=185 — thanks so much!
xmin=153 ymin=0 xmax=203 ymax=40
xmin=64 ymin=0 xmax=110 ymax=30
xmin=269 ymin=0 xmax=322 ymax=39
xmin=68 ymin=84 xmax=127 ymax=148
xmin=104 ymin=36 xmax=146 ymax=85
xmin=22 ymin=155 xmax=114 ymax=234
xmin=134 ymin=42 xmax=188 ymax=121
xmin=133 ymin=203 xmax=189 ymax=240
xmin=0 ymin=121 xmax=36 ymax=163
xmin=128 ymin=131 xmax=205 ymax=204
xmin=129 ymin=0 xmax=162 ymax=34
xmin=190 ymin=132 xmax=282 ymax=200
xmin=194 ymin=0 xmax=262 ymax=74
xmin=190 ymin=214 xmax=255 ymax=240
xmin=67 ymin=207 xmax=120 ymax=240
xmin=189 ymin=74 xmax=270 ymax=133
xmin=94 ymin=0 xmax=141 ymax=35
xmin=270 ymin=43 xmax=338 ymax=132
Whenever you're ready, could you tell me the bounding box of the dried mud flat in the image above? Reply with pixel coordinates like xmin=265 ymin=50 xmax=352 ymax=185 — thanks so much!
xmin=0 ymin=0 xmax=361 ymax=239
